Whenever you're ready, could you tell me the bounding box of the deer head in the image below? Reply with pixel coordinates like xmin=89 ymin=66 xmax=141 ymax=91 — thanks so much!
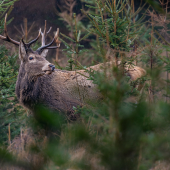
xmin=0 ymin=14 xmax=60 ymax=77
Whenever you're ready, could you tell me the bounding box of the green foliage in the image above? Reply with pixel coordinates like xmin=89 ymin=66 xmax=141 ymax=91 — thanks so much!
xmin=59 ymin=17 xmax=88 ymax=70
xmin=45 ymin=1 xmax=170 ymax=169
xmin=0 ymin=46 xmax=26 ymax=144
xmin=3 ymin=97 xmax=170 ymax=170
xmin=145 ymin=0 xmax=164 ymax=13
xmin=34 ymin=1 xmax=170 ymax=169
xmin=83 ymin=0 xmax=145 ymax=52
xmin=0 ymin=0 xmax=18 ymax=15
xmin=0 ymin=0 xmax=26 ymax=145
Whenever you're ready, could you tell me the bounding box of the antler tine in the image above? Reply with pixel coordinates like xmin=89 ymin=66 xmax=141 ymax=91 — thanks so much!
xmin=26 ymin=28 xmax=41 ymax=48
xmin=0 ymin=14 xmax=20 ymax=45
xmin=37 ymin=28 xmax=60 ymax=53
xmin=45 ymin=44 xmax=61 ymax=49
xmin=40 ymin=20 xmax=52 ymax=46
xmin=40 ymin=21 xmax=46 ymax=46
xmin=47 ymin=27 xmax=52 ymax=34
xmin=43 ymin=20 xmax=47 ymax=35
xmin=43 ymin=20 xmax=52 ymax=35
xmin=4 ymin=13 xmax=8 ymax=36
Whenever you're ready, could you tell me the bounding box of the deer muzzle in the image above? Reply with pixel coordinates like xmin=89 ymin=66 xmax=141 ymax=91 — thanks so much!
xmin=42 ymin=64 xmax=55 ymax=74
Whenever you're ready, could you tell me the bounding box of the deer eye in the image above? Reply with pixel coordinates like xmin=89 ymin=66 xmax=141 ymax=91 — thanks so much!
xmin=29 ymin=56 xmax=34 ymax=60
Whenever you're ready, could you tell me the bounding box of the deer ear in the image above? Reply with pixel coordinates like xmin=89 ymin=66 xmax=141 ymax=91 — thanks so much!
xmin=40 ymin=49 xmax=48 ymax=58
xmin=19 ymin=40 xmax=26 ymax=60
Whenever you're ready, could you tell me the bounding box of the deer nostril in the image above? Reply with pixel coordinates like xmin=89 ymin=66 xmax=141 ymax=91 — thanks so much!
xmin=52 ymin=66 xmax=55 ymax=71
xmin=49 ymin=64 xmax=55 ymax=71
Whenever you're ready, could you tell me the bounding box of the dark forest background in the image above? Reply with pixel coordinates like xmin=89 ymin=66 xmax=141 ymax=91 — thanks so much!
xmin=4 ymin=0 xmax=154 ymax=62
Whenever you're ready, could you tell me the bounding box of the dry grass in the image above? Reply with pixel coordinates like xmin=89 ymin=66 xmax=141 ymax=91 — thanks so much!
xmin=2 ymin=126 xmax=170 ymax=170
xmin=1 ymin=128 xmax=46 ymax=170
xmin=150 ymin=161 xmax=170 ymax=170
xmin=0 ymin=127 xmax=107 ymax=170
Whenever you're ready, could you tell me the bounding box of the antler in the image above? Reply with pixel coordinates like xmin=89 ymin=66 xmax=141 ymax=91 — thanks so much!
xmin=40 ymin=20 xmax=52 ymax=46
xmin=36 ymin=27 xmax=60 ymax=54
xmin=23 ymin=28 xmax=41 ymax=49
xmin=0 ymin=14 xmax=60 ymax=52
xmin=0 ymin=14 xmax=41 ymax=48
xmin=0 ymin=14 xmax=20 ymax=45
xmin=37 ymin=20 xmax=60 ymax=52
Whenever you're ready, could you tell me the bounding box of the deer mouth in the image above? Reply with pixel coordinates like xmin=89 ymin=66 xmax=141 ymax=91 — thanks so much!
xmin=43 ymin=70 xmax=53 ymax=75
xmin=42 ymin=64 xmax=55 ymax=75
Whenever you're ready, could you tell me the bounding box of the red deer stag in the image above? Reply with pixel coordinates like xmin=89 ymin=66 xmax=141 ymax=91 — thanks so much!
xmin=0 ymin=14 xmax=146 ymax=120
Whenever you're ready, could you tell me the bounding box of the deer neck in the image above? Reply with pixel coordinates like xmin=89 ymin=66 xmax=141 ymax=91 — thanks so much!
xmin=15 ymin=64 xmax=45 ymax=110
